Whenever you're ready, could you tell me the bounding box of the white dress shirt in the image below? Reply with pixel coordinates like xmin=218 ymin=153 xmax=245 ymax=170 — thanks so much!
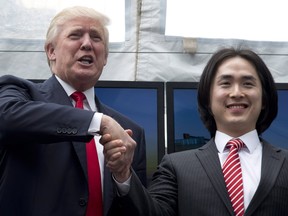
xmin=215 ymin=129 xmax=262 ymax=210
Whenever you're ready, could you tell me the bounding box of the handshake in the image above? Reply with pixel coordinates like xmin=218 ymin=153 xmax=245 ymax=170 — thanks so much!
xmin=99 ymin=115 xmax=136 ymax=182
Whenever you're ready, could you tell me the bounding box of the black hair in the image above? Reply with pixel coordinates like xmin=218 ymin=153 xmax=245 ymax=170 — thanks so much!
xmin=197 ymin=47 xmax=278 ymax=137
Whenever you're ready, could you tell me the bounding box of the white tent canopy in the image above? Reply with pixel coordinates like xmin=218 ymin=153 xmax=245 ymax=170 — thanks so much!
xmin=1 ymin=0 xmax=288 ymax=82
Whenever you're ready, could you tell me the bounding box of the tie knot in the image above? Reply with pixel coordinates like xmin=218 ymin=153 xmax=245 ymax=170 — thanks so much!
xmin=71 ymin=91 xmax=86 ymax=109
xmin=226 ymin=138 xmax=244 ymax=151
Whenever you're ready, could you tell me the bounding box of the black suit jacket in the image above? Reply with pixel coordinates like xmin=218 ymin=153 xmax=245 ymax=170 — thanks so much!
xmin=0 ymin=75 xmax=146 ymax=216
xmin=115 ymin=139 xmax=288 ymax=216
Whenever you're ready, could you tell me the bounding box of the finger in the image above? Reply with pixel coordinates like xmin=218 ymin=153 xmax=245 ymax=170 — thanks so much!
xmin=99 ymin=133 xmax=112 ymax=145
xmin=104 ymin=146 xmax=126 ymax=161
xmin=125 ymin=129 xmax=133 ymax=137
xmin=106 ymin=160 xmax=125 ymax=171
xmin=107 ymin=151 xmax=123 ymax=162
xmin=103 ymin=139 xmax=125 ymax=152
xmin=104 ymin=145 xmax=126 ymax=156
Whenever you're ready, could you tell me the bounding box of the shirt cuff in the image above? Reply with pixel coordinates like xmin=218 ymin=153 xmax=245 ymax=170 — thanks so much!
xmin=113 ymin=174 xmax=131 ymax=196
xmin=88 ymin=112 xmax=103 ymax=135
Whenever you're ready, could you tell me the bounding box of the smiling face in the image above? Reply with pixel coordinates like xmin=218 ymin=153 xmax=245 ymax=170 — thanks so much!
xmin=210 ymin=56 xmax=263 ymax=137
xmin=46 ymin=17 xmax=108 ymax=91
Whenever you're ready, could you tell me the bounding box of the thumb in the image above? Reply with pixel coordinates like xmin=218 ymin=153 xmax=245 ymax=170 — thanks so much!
xmin=125 ymin=129 xmax=133 ymax=137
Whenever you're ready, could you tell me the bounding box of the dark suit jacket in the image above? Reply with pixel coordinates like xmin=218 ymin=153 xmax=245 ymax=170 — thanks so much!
xmin=115 ymin=139 xmax=288 ymax=216
xmin=0 ymin=75 xmax=146 ymax=216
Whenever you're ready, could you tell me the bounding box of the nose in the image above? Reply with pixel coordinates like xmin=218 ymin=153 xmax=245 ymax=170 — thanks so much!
xmin=80 ymin=34 xmax=92 ymax=51
xmin=229 ymin=85 xmax=244 ymax=98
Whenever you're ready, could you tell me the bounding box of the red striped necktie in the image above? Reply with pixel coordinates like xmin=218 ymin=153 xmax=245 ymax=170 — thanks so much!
xmin=222 ymin=138 xmax=245 ymax=216
xmin=71 ymin=91 xmax=103 ymax=216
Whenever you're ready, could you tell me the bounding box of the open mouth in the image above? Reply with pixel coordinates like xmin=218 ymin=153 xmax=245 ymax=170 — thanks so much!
xmin=226 ymin=104 xmax=248 ymax=109
xmin=78 ymin=55 xmax=93 ymax=65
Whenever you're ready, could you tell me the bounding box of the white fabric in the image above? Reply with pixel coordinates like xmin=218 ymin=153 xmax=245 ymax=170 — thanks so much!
xmin=1 ymin=0 xmax=288 ymax=82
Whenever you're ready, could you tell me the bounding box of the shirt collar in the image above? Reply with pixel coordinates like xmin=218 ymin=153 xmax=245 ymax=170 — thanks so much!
xmin=55 ymin=75 xmax=97 ymax=111
xmin=215 ymin=129 xmax=261 ymax=154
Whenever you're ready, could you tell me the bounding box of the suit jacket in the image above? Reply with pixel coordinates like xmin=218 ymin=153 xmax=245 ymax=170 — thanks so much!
xmin=0 ymin=75 xmax=146 ymax=216
xmin=115 ymin=138 xmax=288 ymax=216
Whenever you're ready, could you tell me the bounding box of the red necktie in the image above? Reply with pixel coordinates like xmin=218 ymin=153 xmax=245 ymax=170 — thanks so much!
xmin=222 ymin=138 xmax=245 ymax=216
xmin=71 ymin=92 xmax=103 ymax=216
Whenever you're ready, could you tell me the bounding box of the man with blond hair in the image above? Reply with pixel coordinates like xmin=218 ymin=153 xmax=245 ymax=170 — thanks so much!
xmin=0 ymin=6 xmax=146 ymax=216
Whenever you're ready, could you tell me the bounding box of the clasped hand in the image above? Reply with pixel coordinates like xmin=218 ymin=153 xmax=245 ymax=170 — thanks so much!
xmin=99 ymin=115 xmax=136 ymax=183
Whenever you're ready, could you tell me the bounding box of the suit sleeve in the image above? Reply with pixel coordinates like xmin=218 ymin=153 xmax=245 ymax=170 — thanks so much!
xmin=0 ymin=75 xmax=95 ymax=145
xmin=111 ymin=155 xmax=178 ymax=216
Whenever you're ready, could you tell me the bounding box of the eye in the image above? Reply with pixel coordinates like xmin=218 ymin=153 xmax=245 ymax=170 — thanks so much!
xmin=243 ymin=81 xmax=254 ymax=88
xmin=90 ymin=33 xmax=102 ymax=42
xmin=69 ymin=32 xmax=82 ymax=40
xmin=89 ymin=29 xmax=104 ymax=42
xmin=219 ymin=80 xmax=231 ymax=88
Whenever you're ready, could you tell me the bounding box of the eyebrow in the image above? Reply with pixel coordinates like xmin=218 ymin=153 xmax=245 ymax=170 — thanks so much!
xmin=68 ymin=26 xmax=102 ymax=33
xmin=217 ymin=74 xmax=257 ymax=81
xmin=68 ymin=26 xmax=83 ymax=31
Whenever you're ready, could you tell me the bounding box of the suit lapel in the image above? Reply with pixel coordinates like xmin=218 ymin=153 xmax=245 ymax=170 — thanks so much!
xmin=95 ymin=95 xmax=116 ymax=118
xmin=196 ymin=139 xmax=234 ymax=215
xmin=40 ymin=76 xmax=72 ymax=106
xmin=245 ymin=141 xmax=285 ymax=216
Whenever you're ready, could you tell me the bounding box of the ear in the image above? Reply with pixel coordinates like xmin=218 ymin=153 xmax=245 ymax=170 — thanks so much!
xmin=104 ymin=51 xmax=108 ymax=66
xmin=45 ymin=43 xmax=56 ymax=61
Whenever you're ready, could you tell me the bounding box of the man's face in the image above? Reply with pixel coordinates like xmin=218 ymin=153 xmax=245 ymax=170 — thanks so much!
xmin=210 ymin=56 xmax=263 ymax=137
xmin=47 ymin=17 xmax=108 ymax=91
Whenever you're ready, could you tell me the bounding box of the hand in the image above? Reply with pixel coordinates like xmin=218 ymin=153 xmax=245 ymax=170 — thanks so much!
xmin=99 ymin=115 xmax=136 ymax=182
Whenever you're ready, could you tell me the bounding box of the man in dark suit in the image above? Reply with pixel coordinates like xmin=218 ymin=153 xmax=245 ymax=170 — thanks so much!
xmin=102 ymin=48 xmax=288 ymax=216
xmin=0 ymin=6 xmax=146 ymax=216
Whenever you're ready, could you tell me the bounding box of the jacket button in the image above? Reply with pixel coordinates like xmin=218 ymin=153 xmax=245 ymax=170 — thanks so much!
xmin=79 ymin=198 xmax=87 ymax=207
xmin=67 ymin=128 xmax=72 ymax=134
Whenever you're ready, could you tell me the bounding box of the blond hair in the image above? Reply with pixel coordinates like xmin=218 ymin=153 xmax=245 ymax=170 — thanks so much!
xmin=44 ymin=6 xmax=110 ymax=66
